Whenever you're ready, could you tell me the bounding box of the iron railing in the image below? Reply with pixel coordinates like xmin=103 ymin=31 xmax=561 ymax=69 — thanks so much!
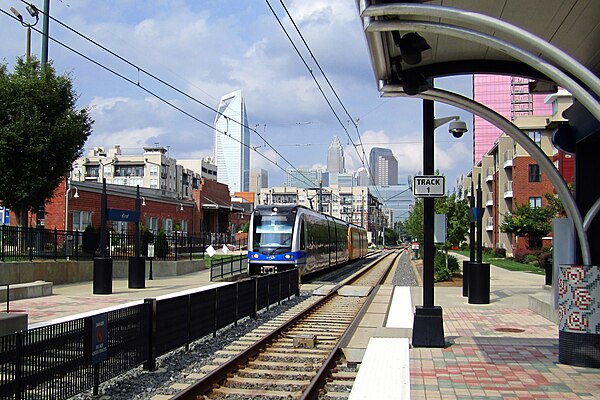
xmin=210 ymin=253 xmax=248 ymax=281
xmin=0 ymin=225 xmax=247 ymax=262
xmin=0 ymin=269 xmax=298 ymax=399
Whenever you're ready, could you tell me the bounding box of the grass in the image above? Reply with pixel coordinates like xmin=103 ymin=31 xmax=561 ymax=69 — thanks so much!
xmin=203 ymin=253 xmax=246 ymax=268
xmin=452 ymin=250 xmax=545 ymax=275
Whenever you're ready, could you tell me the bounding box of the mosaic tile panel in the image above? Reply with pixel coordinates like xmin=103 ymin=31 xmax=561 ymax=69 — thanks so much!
xmin=558 ymin=265 xmax=600 ymax=334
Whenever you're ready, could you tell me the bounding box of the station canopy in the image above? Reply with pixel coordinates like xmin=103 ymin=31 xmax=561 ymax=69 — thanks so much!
xmin=357 ymin=0 xmax=600 ymax=93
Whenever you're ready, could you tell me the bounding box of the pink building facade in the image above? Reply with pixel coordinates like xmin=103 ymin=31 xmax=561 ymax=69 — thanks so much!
xmin=473 ymin=75 xmax=553 ymax=163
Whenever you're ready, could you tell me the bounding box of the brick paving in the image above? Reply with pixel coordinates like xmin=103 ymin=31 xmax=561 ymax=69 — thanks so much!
xmin=410 ymin=307 xmax=600 ymax=399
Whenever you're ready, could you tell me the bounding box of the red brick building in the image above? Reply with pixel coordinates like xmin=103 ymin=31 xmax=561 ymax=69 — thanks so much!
xmin=24 ymin=178 xmax=242 ymax=236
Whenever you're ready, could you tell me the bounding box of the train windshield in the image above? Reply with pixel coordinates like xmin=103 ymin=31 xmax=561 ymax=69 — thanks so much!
xmin=252 ymin=214 xmax=294 ymax=254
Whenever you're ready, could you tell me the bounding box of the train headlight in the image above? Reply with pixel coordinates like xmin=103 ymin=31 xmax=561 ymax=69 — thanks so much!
xmin=284 ymin=254 xmax=292 ymax=259
xmin=251 ymin=253 xmax=259 ymax=259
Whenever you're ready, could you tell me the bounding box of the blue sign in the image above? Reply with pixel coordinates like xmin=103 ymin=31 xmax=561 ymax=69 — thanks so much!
xmin=106 ymin=208 xmax=140 ymax=222
xmin=90 ymin=313 xmax=108 ymax=364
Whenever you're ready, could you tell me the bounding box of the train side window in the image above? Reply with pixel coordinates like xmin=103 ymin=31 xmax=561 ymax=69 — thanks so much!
xmin=300 ymin=220 xmax=306 ymax=250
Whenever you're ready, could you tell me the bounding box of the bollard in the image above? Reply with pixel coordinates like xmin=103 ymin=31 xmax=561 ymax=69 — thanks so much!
xmin=468 ymin=262 xmax=490 ymax=304
xmin=93 ymin=257 xmax=113 ymax=294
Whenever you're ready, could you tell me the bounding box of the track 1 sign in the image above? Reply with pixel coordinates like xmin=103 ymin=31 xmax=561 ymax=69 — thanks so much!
xmin=413 ymin=175 xmax=445 ymax=197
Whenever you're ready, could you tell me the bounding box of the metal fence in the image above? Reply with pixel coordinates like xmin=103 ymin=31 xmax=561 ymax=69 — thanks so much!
xmin=0 ymin=269 xmax=298 ymax=400
xmin=209 ymin=253 xmax=248 ymax=281
xmin=0 ymin=225 xmax=247 ymax=262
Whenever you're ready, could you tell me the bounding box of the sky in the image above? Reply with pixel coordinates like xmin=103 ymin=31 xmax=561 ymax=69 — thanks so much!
xmin=1 ymin=0 xmax=474 ymax=191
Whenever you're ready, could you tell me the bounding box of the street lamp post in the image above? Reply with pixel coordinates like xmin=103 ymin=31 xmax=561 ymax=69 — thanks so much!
xmin=10 ymin=5 xmax=39 ymax=61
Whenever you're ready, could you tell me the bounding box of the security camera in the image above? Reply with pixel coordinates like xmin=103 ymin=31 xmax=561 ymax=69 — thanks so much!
xmin=449 ymin=120 xmax=468 ymax=138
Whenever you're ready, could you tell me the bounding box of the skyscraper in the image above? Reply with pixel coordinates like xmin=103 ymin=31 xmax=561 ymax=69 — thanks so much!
xmin=356 ymin=167 xmax=369 ymax=186
xmin=327 ymin=136 xmax=345 ymax=174
xmin=473 ymin=75 xmax=552 ymax=164
xmin=214 ymin=90 xmax=250 ymax=193
xmin=368 ymin=147 xmax=398 ymax=186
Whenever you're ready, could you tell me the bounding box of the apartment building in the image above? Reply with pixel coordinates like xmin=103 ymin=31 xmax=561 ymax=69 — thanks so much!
xmin=257 ymin=185 xmax=386 ymax=245
xmin=71 ymin=145 xmax=217 ymax=200
xmin=464 ymin=91 xmax=574 ymax=256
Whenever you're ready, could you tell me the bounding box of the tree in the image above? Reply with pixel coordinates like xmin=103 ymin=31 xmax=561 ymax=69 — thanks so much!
xmin=81 ymin=225 xmax=99 ymax=255
xmin=155 ymin=230 xmax=169 ymax=260
xmin=0 ymin=58 xmax=93 ymax=227
xmin=500 ymin=203 xmax=554 ymax=250
xmin=384 ymin=227 xmax=399 ymax=246
xmin=435 ymin=186 xmax=470 ymax=250
xmin=403 ymin=198 xmax=423 ymax=244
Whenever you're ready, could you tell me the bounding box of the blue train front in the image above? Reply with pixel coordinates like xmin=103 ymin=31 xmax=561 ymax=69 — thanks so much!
xmin=248 ymin=204 xmax=368 ymax=277
xmin=248 ymin=205 xmax=305 ymax=275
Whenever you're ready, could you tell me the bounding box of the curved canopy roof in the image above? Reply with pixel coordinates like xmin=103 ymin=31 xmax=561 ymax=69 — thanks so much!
xmin=357 ymin=0 xmax=600 ymax=90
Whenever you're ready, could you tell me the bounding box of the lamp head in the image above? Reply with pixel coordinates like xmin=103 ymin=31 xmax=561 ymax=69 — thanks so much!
xmin=26 ymin=4 xmax=39 ymax=18
xmin=10 ymin=7 xmax=23 ymax=22
xmin=449 ymin=120 xmax=468 ymax=138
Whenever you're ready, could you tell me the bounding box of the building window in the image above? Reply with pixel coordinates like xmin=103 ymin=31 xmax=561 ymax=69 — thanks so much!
xmin=528 ymin=131 xmax=542 ymax=147
xmin=146 ymin=216 xmax=158 ymax=233
xmin=179 ymin=220 xmax=188 ymax=234
xmin=115 ymin=165 xmax=144 ymax=177
xmin=86 ymin=166 xmax=99 ymax=178
xmin=150 ymin=165 xmax=158 ymax=176
xmin=112 ymin=221 xmax=128 ymax=233
xmin=150 ymin=179 xmax=158 ymax=189
xmin=529 ymin=197 xmax=542 ymax=209
xmin=72 ymin=211 xmax=92 ymax=231
xmin=528 ymin=164 xmax=541 ymax=182
xmin=163 ymin=218 xmax=173 ymax=234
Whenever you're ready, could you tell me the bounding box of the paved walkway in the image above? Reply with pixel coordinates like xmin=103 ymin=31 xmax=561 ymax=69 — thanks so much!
xmin=408 ymin=253 xmax=600 ymax=399
xmin=5 ymin=268 xmax=224 ymax=327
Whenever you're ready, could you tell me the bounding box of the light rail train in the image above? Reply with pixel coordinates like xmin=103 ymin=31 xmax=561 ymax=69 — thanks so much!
xmin=248 ymin=205 xmax=368 ymax=276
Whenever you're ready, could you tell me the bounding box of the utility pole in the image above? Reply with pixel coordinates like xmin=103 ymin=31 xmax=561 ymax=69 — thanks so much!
xmin=361 ymin=190 xmax=365 ymax=228
xmin=41 ymin=0 xmax=49 ymax=65
xmin=319 ymin=176 xmax=323 ymax=213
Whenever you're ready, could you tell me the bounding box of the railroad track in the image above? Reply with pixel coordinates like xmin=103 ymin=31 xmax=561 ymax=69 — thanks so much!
xmin=171 ymin=250 xmax=400 ymax=400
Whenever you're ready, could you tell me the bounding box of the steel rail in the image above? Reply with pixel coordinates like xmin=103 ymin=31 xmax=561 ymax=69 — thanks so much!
xmin=300 ymin=250 xmax=401 ymax=400
xmin=171 ymin=251 xmax=398 ymax=399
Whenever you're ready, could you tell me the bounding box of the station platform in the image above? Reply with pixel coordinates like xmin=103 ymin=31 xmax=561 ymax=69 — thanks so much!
xmin=1 ymin=255 xmax=599 ymax=399
xmin=337 ymin=253 xmax=600 ymax=399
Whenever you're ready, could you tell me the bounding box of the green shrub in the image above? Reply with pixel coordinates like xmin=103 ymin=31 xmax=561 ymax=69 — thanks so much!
xmin=81 ymin=225 xmax=99 ymax=255
xmin=434 ymin=252 xmax=452 ymax=282
xmin=523 ymin=254 xmax=539 ymax=265
xmin=155 ymin=230 xmax=169 ymax=259
xmin=483 ymin=246 xmax=495 ymax=257
xmin=447 ymin=254 xmax=460 ymax=273
xmin=493 ymin=247 xmax=506 ymax=258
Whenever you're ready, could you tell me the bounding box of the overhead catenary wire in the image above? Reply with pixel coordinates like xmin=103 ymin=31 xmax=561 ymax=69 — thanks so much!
xmin=5 ymin=4 xmax=319 ymax=189
xmin=276 ymin=0 xmax=371 ymax=169
xmin=1 ymin=16 xmax=318 ymax=191
xmin=267 ymin=0 xmax=387 ymax=203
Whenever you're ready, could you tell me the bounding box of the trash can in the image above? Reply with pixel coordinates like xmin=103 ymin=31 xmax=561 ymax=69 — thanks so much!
xmin=128 ymin=256 xmax=146 ymax=289
xmin=93 ymin=257 xmax=113 ymax=294
xmin=468 ymin=262 xmax=490 ymax=304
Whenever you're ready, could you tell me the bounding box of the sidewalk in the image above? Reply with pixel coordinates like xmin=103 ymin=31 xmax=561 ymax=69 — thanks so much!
xmin=3 ymin=268 xmax=228 ymax=327
xmin=409 ymin=253 xmax=600 ymax=399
